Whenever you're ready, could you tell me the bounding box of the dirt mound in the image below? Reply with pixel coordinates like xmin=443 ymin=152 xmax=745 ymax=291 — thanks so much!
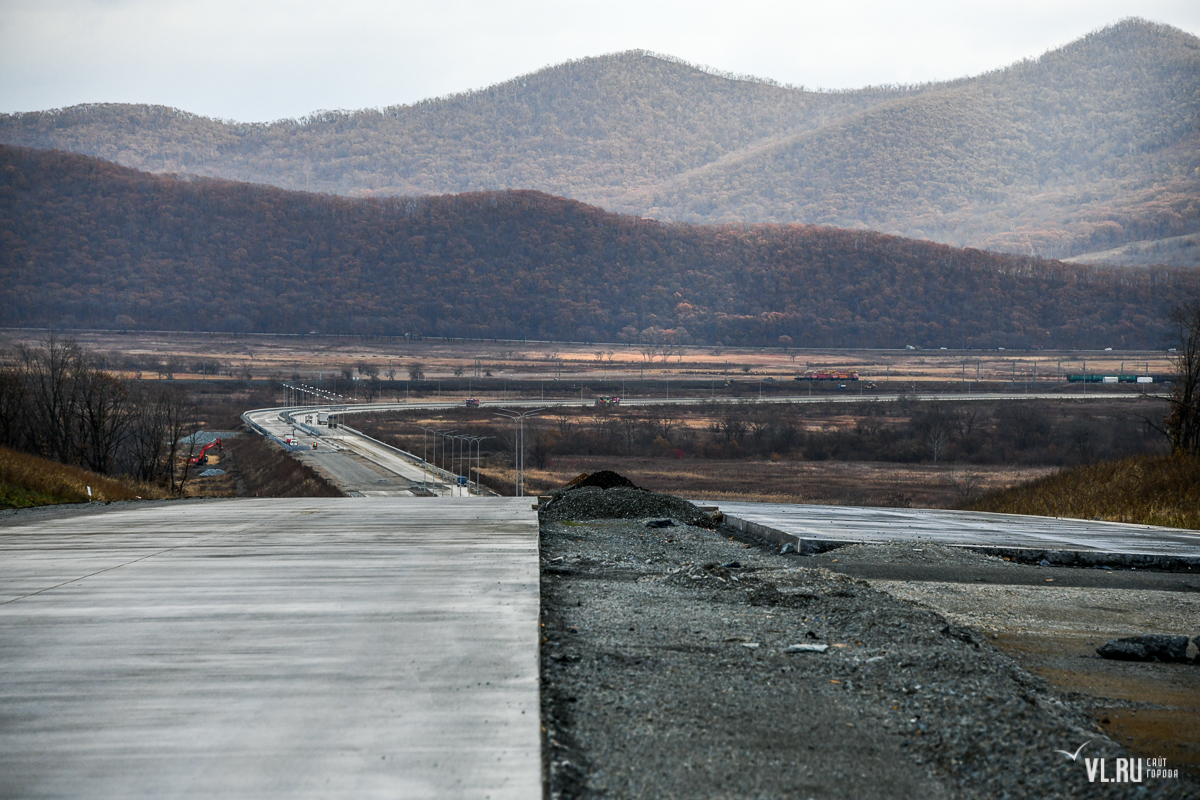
xmin=562 ymin=470 xmax=641 ymax=492
xmin=539 ymin=485 xmax=712 ymax=527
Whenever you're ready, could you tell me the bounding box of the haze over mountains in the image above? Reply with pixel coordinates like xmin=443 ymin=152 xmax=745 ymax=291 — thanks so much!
xmin=3 ymin=145 xmax=1195 ymax=348
xmin=3 ymin=18 xmax=1197 ymax=266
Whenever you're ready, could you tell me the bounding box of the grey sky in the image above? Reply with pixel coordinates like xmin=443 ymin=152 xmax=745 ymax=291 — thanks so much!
xmin=2 ymin=0 xmax=1198 ymax=122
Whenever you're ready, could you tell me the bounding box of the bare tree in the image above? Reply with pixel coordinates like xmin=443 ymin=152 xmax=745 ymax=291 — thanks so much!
xmin=529 ymin=428 xmax=561 ymax=469
xmin=0 ymin=358 xmax=29 ymax=450
xmin=647 ymin=406 xmax=679 ymax=440
xmin=76 ymin=369 xmax=134 ymax=475
xmin=946 ymin=470 xmax=984 ymax=501
xmin=17 ymin=335 xmax=85 ymax=463
xmin=914 ymin=402 xmax=956 ymax=462
xmin=1165 ymin=299 xmax=1200 ymax=456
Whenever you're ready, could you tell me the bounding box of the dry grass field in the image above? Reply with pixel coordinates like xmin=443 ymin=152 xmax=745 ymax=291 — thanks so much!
xmin=968 ymin=453 xmax=1200 ymax=529
xmin=505 ymin=455 xmax=1056 ymax=508
xmin=0 ymin=330 xmax=1174 ymax=392
xmin=0 ymin=446 xmax=169 ymax=508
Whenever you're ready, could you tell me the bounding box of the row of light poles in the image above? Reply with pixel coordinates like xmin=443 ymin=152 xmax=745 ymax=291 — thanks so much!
xmin=493 ymin=408 xmax=543 ymax=497
xmin=414 ymin=426 xmax=494 ymax=496
xmin=413 ymin=407 xmax=543 ymax=498
xmin=282 ymin=381 xmax=345 ymax=406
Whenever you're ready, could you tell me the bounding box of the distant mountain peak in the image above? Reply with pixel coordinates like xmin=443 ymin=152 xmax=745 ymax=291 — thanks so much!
xmin=2 ymin=19 xmax=1196 ymax=266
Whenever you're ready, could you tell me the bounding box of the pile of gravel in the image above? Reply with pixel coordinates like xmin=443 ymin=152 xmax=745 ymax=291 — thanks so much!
xmin=564 ymin=470 xmax=641 ymax=491
xmin=539 ymin=485 xmax=713 ymax=527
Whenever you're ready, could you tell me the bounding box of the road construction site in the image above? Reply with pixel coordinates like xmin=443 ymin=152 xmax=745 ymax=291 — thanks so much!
xmin=1 ymin=393 xmax=1197 ymax=798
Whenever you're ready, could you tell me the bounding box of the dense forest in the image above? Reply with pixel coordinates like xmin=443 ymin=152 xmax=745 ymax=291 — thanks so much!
xmin=3 ymin=145 xmax=1198 ymax=348
xmin=1 ymin=19 xmax=1196 ymax=263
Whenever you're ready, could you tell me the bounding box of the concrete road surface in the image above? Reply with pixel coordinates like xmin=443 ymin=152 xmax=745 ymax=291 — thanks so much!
xmin=716 ymin=501 xmax=1200 ymax=559
xmin=0 ymin=498 xmax=541 ymax=800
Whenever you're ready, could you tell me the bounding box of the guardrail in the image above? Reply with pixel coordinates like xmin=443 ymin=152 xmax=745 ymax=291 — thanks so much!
xmin=339 ymin=423 xmax=497 ymax=497
xmin=240 ymin=410 xmax=298 ymax=451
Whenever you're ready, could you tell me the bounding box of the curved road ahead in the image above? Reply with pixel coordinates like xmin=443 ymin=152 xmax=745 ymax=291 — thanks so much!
xmin=242 ymin=389 xmax=1197 ymax=560
xmin=243 ymin=389 xmax=1153 ymax=496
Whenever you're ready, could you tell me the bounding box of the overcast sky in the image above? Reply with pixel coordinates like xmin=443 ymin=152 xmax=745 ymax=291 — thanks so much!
xmin=2 ymin=0 xmax=1197 ymax=122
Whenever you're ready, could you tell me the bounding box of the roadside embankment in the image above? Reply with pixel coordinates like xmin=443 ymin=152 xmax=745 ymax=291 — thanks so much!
xmin=539 ymin=505 xmax=1198 ymax=798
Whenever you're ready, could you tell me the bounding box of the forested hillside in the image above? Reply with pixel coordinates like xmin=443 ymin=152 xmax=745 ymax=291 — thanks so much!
xmin=2 ymin=19 xmax=1196 ymax=263
xmin=3 ymin=145 xmax=1196 ymax=348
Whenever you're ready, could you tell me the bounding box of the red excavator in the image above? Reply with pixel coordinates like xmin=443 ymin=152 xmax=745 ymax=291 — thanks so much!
xmin=189 ymin=438 xmax=222 ymax=465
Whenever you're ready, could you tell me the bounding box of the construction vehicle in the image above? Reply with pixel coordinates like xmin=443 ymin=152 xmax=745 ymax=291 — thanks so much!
xmin=188 ymin=438 xmax=222 ymax=465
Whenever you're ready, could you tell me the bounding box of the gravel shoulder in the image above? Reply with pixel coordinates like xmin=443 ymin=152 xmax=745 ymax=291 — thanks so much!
xmin=812 ymin=543 xmax=1200 ymax=783
xmin=540 ymin=518 xmax=1199 ymax=799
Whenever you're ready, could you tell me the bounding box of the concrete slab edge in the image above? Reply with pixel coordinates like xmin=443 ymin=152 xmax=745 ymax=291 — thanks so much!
xmin=721 ymin=514 xmax=1200 ymax=572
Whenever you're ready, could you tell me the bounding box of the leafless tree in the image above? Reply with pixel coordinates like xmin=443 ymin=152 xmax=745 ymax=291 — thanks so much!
xmin=946 ymin=470 xmax=984 ymax=501
xmin=1165 ymin=299 xmax=1200 ymax=456
xmin=914 ymin=402 xmax=956 ymax=462
xmin=76 ymin=369 xmax=134 ymax=475
xmin=17 ymin=335 xmax=85 ymax=463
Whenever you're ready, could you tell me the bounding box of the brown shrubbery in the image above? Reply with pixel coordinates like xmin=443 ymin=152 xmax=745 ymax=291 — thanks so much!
xmin=0 ymin=445 xmax=168 ymax=508
xmin=965 ymin=453 xmax=1200 ymax=530
xmin=225 ymin=436 xmax=342 ymax=498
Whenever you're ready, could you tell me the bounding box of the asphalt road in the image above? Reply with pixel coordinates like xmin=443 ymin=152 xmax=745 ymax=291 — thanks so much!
xmin=0 ymin=498 xmax=541 ymax=800
xmin=242 ymin=408 xmax=469 ymax=496
xmin=244 ymin=390 xmax=1157 ymax=497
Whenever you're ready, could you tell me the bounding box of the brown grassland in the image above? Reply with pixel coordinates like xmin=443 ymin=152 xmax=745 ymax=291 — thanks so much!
xmin=0 ymin=445 xmax=169 ymax=508
xmin=968 ymin=453 xmax=1200 ymax=530
xmin=503 ymin=455 xmax=1056 ymax=509
xmin=0 ymin=330 xmax=1174 ymax=392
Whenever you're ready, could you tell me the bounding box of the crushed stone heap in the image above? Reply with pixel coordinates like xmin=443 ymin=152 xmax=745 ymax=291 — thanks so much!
xmin=538 ymin=471 xmax=713 ymax=527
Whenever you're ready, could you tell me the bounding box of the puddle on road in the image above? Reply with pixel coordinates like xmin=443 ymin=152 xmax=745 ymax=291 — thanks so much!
xmin=997 ymin=632 xmax=1200 ymax=778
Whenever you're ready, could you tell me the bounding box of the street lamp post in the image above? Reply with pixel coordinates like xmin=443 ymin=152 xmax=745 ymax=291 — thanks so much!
xmin=495 ymin=408 xmax=544 ymax=497
xmin=463 ymin=436 xmax=493 ymax=495
xmin=414 ymin=425 xmax=443 ymax=495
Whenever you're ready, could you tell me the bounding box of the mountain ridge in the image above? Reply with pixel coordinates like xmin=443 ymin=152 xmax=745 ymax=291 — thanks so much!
xmin=1 ymin=18 xmax=1196 ymax=263
xmin=2 ymin=144 xmax=1196 ymax=349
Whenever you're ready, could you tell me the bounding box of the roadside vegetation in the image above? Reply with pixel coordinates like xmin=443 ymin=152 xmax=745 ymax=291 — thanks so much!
xmin=0 ymin=336 xmax=201 ymax=495
xmin=0 ymin=445 xmax=168 ymax=508
xmin=225 ymin=435 xmax=341 ymax=498
xmin=358 ymin=394 xmax=1167 ymax=506
xmin=968 ymin=298 xmax=1200 ymax=528
xmin=966 ymin=453 xmax=1200 ymax=530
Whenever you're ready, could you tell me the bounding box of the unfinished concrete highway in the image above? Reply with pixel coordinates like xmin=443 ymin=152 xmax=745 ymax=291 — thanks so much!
xmin=0 ymin=498 xmax=541 ymax=799
xmin=716 ymin=501 xmax=1200 ymax=562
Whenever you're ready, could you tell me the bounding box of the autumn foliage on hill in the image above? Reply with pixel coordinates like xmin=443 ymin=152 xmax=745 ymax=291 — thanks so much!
xmin=2 ymin=145 xmax=1198 ymax=348
xmin=1 ymin=19 xmax=1196 ymax=262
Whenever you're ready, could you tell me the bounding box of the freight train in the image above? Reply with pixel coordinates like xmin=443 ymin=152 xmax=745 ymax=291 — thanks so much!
xmin=1066 ymin=375 xmax=1162 ymax=384
xmin=794 ymin=370 xmax=859 ymax=381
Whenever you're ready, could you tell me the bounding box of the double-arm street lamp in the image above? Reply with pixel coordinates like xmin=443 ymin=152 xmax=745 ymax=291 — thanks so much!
xmin=494 ymin=408 xmax=544 ymax=497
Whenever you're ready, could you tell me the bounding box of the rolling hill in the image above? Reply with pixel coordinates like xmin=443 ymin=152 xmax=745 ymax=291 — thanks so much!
xmin=3 ymin=144 xmax=1196 ymax=348
xmin=1 ymin=19 xmax=1196 ymax=265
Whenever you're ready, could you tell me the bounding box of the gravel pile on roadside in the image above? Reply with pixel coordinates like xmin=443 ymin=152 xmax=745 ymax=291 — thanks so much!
xmin=539 ymin=484 xmax=713 ymax=527
xmin=565 ymin=470 xmax=642 ymax=491
xmin=813 ymin=542 xmax=1011 ymax=568
xmin=540 ymin=516 xmax=1195 ymax=799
